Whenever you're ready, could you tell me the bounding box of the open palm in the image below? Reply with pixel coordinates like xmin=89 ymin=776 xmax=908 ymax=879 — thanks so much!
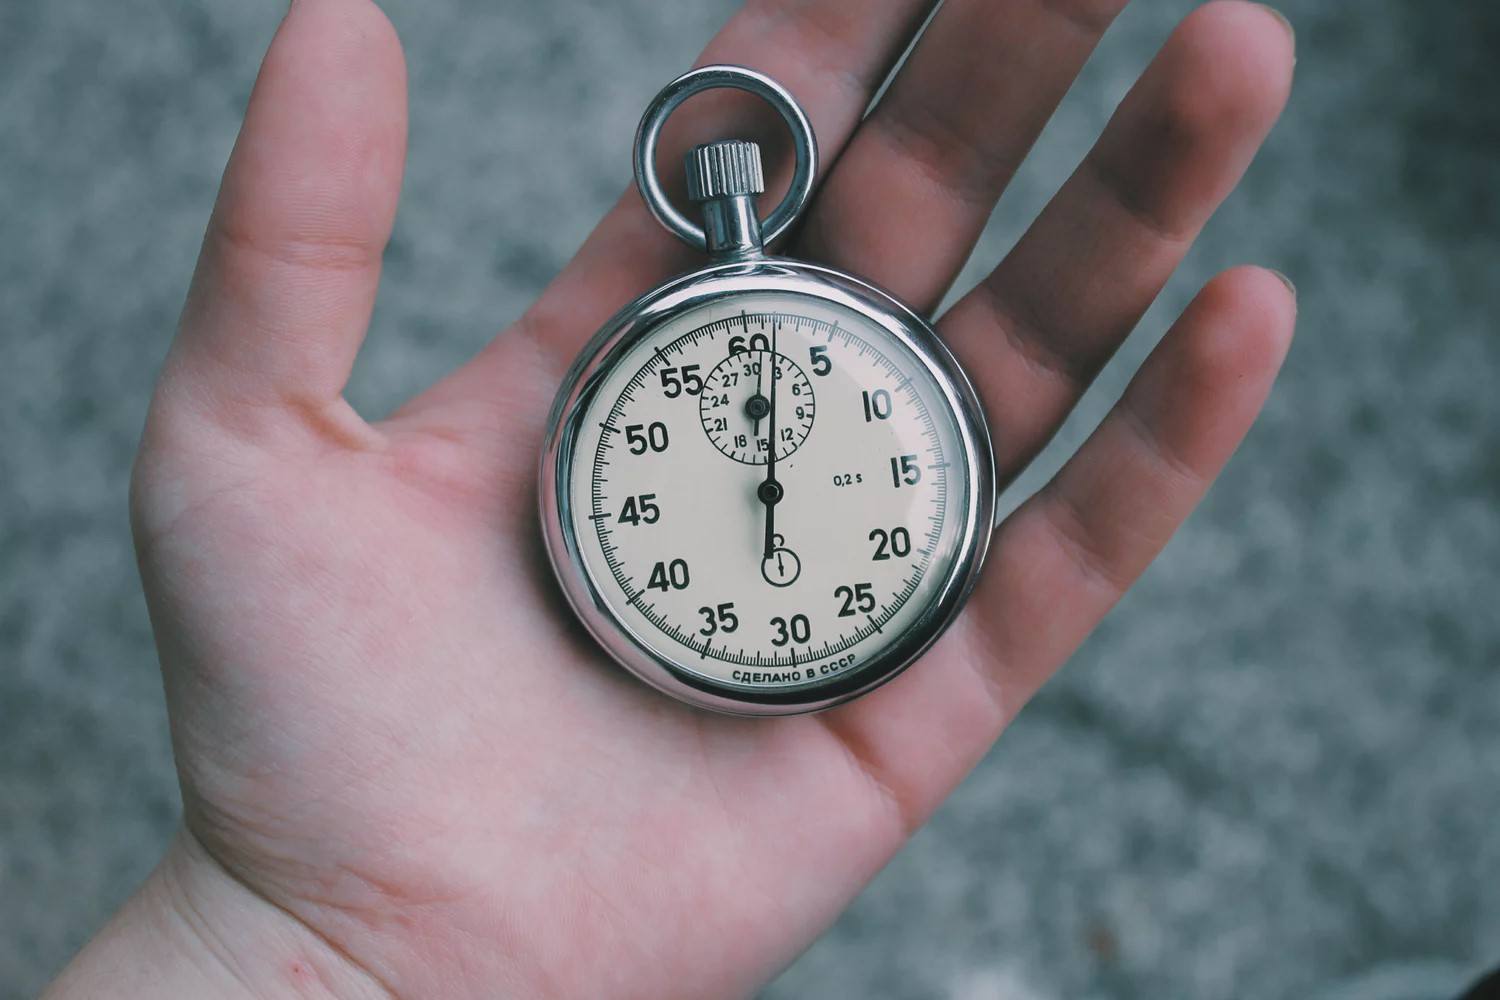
xmin=109 ymin=0 xmax=1295 ymax=996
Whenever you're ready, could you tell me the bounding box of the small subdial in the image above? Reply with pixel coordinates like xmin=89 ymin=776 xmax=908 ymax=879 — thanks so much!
xmin=699 ymin=349 xmax=816 ymax=464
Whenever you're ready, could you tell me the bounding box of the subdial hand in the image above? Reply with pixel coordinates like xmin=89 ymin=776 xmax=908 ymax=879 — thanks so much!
xmin=745 ymin=391 xmax=770 ymax=434
xmin=751 ymin=348 xmax=766 ymax=439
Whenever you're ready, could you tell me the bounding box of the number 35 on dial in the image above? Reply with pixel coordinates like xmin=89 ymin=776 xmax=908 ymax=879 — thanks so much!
xmin=544 ymin=283 xmax=993 ymax=715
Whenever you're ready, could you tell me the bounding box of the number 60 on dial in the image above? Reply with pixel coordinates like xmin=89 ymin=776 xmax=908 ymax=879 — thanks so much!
xmin=539 ymin=67 xmax=994 ymax=715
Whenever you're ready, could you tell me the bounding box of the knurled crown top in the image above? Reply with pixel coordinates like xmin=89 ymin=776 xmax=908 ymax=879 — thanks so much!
xmin=684 ymin=140 xmax=765 ymax=202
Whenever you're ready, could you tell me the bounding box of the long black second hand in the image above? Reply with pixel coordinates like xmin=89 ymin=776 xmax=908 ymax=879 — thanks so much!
xmin=762 ymin=324 xmax=778 ymax=560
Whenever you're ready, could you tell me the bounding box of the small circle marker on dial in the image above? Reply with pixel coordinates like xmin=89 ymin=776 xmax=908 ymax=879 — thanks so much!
xmin=760 ymin=542 xmax=801 ymax=587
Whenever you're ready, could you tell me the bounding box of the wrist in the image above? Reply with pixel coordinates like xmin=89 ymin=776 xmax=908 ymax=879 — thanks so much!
xmin=44 ymin=828 xmax=392 ymax=1000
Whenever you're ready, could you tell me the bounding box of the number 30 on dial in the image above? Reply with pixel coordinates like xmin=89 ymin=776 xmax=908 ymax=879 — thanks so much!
xmin=543 ymin=277 xmax=993 ymax=716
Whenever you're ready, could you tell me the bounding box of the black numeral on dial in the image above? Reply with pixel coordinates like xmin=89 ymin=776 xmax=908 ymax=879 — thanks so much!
xmin=861 ymin=389 xmax=893 ymax=421
xmin=808 ymin=345 xmax=831 ymax=376
xmin=659 ymin=364 xmax=703 ymax=398
xmin=647 ymin=559 xmax=690 ymax=591
xmin=889 ymin=454 xmax=921 ymax=487
xmin=616 ymin=493 xmax=660 ymax=525
xmin=770 ymin=614 xmax=812 ymax=646
xmin=728 ymin=333 xmax=770 ymax=355
xmin=698 ymin=602 xmax=740 ymax=636
xmin=835 ymin=583 xmax=876 ymax=617
xmin=626 ymin=422 xmax=670 ymax=454
xmin=869 ymin=527 xmax=912 ymax=561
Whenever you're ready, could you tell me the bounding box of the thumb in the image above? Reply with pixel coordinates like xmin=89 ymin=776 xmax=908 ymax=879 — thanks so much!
xmin=158 ymin=0 xmax=407 ymax=435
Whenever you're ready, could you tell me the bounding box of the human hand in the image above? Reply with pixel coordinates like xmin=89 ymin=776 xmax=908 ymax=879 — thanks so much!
xmin=48 ymin=0 xmax=1295 ymax=996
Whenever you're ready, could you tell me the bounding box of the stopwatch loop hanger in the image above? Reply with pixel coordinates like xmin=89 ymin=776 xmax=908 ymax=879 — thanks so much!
xmin=633 ymin=65 xmax=818 ymax=262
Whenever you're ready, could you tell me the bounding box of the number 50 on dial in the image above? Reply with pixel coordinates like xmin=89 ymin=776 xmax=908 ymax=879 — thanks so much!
xmin=542 ymin=275 xmax=994 ymax=716
xmin=540 ymin=65 xmax=993 ymax=715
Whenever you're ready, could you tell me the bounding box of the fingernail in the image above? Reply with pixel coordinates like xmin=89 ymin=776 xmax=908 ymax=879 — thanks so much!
xmin=1269 ymin=269 xmax=1297 ymax=300
xmin=1258 ymin=4 xmax=1296 ymax=47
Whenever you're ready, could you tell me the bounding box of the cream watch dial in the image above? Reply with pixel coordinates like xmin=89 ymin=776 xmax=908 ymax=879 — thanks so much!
xmin=564 ymin=290 xmax=971 ymax=695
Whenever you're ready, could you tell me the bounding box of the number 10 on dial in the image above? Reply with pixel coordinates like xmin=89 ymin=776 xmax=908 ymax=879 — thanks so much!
xmin=540 ymin=67 xmax=993 ymax=715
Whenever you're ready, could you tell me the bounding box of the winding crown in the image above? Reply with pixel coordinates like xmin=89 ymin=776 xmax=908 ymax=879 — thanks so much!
xmin=684 ymin=140 xmax=765 ymax=202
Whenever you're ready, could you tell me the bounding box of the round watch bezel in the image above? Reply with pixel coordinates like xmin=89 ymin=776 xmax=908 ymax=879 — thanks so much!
xmin=539 ymin=259 xmax=995 ymax=716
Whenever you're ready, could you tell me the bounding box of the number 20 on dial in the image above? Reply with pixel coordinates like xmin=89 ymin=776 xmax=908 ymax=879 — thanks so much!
xmin=540 ymin=67 xmax=993 ymax=715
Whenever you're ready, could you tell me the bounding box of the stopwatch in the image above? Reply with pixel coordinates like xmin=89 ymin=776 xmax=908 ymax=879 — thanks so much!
xmin=540 ymin=66 xmax=995 ymax=715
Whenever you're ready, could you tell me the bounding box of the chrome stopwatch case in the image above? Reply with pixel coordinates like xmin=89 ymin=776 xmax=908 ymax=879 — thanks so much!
xmin=540 ymin=66 xmax=995 ymax=716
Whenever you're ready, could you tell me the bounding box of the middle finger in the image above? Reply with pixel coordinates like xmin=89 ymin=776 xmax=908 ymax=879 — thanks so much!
xmin=793 ymin=0 xmax=1130 ymax=313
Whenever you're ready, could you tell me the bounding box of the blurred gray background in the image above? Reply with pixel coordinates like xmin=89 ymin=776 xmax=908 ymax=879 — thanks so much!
xmin=2 ymin=1 xmax=1497 ymax=997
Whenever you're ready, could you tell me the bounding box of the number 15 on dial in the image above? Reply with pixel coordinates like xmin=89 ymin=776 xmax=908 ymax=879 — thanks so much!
xmin=540 ymin=67 xmax=993 ymax=715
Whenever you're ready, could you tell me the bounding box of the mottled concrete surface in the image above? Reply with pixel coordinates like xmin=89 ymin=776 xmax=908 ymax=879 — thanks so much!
xmin=2 ymin=2 xmax=1497 ymax=998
